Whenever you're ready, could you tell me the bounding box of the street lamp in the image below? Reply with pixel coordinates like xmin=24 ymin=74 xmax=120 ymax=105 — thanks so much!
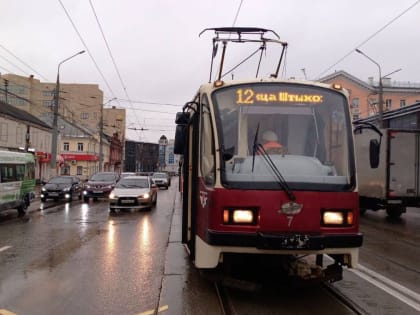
xmin=355 ymin=49 xmax=384 ymax=128
xmin=99 ymin=97 xmax=117 ymax=172
xmin=50 ymin=50 xmax=85 ymax=174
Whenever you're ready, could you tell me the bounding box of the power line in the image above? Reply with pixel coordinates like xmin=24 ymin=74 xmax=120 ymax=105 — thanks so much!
xmin=232 ymin=0 xmax=244 ymax=27
xmin=0 ymin=44 xmax=49 ymax=81
xmin=116 ymin=98 xmax=182 ymax=107
xmin=57 ymin=0 xmax=118 ymax=100
xmin=316 ymin=0 xmax=420 ymax=79
xmin=87 ymin=0 xmax=142 ymax=139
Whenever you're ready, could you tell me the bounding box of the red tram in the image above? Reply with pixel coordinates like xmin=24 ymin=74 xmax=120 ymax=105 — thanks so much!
xmin=174 ymin=28 xmax=363 ymax=282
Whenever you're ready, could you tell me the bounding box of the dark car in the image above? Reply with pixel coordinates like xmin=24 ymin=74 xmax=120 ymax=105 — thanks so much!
xmin=83 ymin=172 xmax=120 ymax=202
xmin=151 ymin=172 xmax=171 ymax=189
xmin=40 ymin=176 xmax=83 ymax=202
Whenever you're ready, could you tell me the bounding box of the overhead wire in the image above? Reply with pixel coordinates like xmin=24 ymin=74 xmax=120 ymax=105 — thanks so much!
xmin=0 ymin=44 xmax=49 ymax=81
xmin=0 ymin=53 xmax=33 ymax=76
xmin=316 ymin=0 xmax=420 ymax=79
xmin=57 ymin=0 xmax=118 ymax=101
xmin=88 ymin=0 xmax=143 ymax=139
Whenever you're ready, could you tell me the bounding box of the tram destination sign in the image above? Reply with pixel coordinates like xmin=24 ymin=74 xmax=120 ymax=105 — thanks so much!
xmin=236 ymin=88 xmax=324 ymax=105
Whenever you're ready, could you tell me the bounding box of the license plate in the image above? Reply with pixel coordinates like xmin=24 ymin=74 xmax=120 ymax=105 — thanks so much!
xmin=49 ymin=192 xmax=59 ymax=196
xmin=121 ymin=200 xmax=134 ymax=204
xmin=93 ymin=191 xmax=103 ymax=193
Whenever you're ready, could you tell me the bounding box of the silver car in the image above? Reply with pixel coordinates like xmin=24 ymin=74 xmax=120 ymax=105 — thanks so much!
xmin=109 ymin=176 xmax=157 ymax=212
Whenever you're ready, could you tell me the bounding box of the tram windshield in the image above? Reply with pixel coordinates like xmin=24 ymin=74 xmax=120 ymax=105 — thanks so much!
xmin=212 ymin=83 xmax=355 ymax=191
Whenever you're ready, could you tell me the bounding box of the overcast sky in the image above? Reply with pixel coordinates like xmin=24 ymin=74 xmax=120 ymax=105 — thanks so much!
xmin=1 ymin=0 xmax=419 ymax=143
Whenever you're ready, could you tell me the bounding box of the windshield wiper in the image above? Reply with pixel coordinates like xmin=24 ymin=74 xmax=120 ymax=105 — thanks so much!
xmin=252 ymin=123 xmax=260 ymax=172
xmin=255 ymin=143 xmax=297 ymax=202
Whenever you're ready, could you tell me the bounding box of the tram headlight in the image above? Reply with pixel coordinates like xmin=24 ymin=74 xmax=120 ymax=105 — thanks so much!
xmin=222 ymin=208 xmax=257 ymax=225
xmin=322 ymin=209 xmax=354 ymax=226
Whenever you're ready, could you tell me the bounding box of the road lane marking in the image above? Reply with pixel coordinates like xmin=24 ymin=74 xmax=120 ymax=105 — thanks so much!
xmin=0 ymin=309 xmax=18 ymax=315
xmin=0 ymin=246 xmax=12 ymax=253
xmin=350 ymin=265 xmax=420 ymax=312
xmin=136 ymin=305 xmax=169 ymax=315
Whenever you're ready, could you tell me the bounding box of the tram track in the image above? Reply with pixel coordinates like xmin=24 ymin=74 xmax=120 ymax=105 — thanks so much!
xmin=214 ymin=278 xmax=368 ymax=315
xmin=215 ymin=281 xmax=235 ymax=315
xmin=323 ymin=282 xmax=369 ymax=315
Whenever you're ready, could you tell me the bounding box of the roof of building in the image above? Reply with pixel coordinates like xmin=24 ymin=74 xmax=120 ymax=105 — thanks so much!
xmin=319 ymin=70 xmax=373 ymax=90
xmin=0 ymin=100 xmax=52 ymax=130
xmin=319 ymin=70 xmax=420 ymax=93
xmin=355 ymin=101 xmax=420 ymax=124
xmin=39 ymin=113 xmax=104 ymax=141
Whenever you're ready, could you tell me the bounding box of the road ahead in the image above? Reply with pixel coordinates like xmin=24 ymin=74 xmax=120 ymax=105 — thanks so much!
xmin=0 ymin=182 xmax=419 ymax=315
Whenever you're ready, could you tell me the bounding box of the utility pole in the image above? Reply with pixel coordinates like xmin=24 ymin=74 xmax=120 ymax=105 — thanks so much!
xmin=50 ymin=50 xmax=85 ymax=175
xmin=355 ymin=49 xmax=384 ymax=128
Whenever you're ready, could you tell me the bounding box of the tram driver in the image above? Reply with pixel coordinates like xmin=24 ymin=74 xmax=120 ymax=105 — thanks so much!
xmin=261 ymin=130 xmax=284 ymax=154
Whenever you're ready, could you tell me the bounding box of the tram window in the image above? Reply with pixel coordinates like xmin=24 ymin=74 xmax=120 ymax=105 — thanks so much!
xmin=200 ymin=95 xmax=215 ymax=186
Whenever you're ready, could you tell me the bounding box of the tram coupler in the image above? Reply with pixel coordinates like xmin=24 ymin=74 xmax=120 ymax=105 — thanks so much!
xmin=286 ymin=257 xmax=343 ymax=283
xmin=323 ymin=263 xmax=343 ymax=283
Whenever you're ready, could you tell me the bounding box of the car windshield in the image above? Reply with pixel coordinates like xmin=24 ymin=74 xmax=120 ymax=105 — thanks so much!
xmin=152 ymin=173 xmax=167 ymax=178
xmin=116 ymin=178 xmax=149 ymax=189
xmin=48 ymin=176 xmax=72 ymax=184
xmin=90 ymin=173 xmax=117 ymax=181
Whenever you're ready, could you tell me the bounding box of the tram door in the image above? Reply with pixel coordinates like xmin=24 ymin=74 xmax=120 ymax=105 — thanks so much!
xmin=181 ymin=110 xmax=200 ymax=259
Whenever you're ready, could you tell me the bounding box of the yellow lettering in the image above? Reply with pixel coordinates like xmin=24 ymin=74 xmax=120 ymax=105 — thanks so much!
xmin=237 ymin=89 xmax=323 ymax=104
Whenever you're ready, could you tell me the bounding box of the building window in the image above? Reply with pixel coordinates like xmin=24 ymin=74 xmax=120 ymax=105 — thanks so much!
xmin=400 ymin=99 xmax=406 ymax=108
xmin=0 ymin=123 xmax=8 ymax=142
xmin=77 ymin=166 xmax=83 ymax=175
xmin=351 ymin=98 xmax=359 ymax=108
xmin=352 ymin=114 xmax=360 ymax=120
xmin=385 ymin=99 xmax=392 ymax=110
xmin=80 ymin=113 xmax=89 ymax=120
xmin=43 ymin=100 xmax=54 ymax=107
xmin=43 ymin=90 xmax=54 ymax=97
xmin=78 ymin=143 xmax=84 ymax=151
xmin=63 ymin=142 xmax=69 ymax=151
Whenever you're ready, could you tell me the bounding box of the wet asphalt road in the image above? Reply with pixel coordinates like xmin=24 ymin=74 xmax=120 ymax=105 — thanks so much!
xmin=0 ymin=182 xmax=419 ymax=314
xmin=0 ymin=183 xmax=218 ymax=315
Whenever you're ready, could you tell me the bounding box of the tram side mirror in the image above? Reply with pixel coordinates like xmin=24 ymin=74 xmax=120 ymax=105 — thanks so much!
xmin=369 ymin=139 xmax=380 ymax=168
xmin=175 ymin=112 xmax=190 ymax=125
xmin=174 ymin=125 xmax=186 ymax=154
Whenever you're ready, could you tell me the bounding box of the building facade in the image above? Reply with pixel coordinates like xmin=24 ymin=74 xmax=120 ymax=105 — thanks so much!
xmin=1 ymin=73 xmax=126 ymax=175
xmin=124 ymin=140 xmax=159 ymax=173
xmin=0 ymin=100 xmax=53 ymax=181
xmin=320 ymin=70 xmax=420 ymax=120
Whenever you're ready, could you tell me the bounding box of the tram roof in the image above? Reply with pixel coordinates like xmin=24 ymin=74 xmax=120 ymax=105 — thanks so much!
xmin=196 ymin=78 xmax=344 ymax=93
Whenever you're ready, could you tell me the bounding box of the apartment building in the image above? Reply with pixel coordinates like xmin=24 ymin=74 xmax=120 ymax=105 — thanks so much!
xmin=1 ymin=73 xmax=125 ymax=175
xmin=320 ymin=70 xmax=420 ymax=120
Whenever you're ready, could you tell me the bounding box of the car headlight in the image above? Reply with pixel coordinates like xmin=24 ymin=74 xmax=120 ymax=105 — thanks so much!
xmin=84 ymin=185 xmax=91 ymax=189
xmin=109 ymin=192 xmax=117 ymax=199
xmin=63 ymin=187 xmax=71 ymax=192
xmin=142 ymin=193 xmax=150 ymax=199
xmin=41 ymin=187 xmax=46 ymax=192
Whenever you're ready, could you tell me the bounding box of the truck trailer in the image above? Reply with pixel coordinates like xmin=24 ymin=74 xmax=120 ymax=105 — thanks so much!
xmin=354 ymin=122 xmax=420 ymax=218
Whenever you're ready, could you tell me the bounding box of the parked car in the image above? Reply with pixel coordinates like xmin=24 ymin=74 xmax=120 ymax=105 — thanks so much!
xmin=40 ymin=176 xmax=83 ymax=202
xmin=83 ymin=172 xmax=120 ymax=202
xmin=109 ymin=175 xmax=157 ymax=212
xmin=151 ymin=172 xmax=171 ymax=189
